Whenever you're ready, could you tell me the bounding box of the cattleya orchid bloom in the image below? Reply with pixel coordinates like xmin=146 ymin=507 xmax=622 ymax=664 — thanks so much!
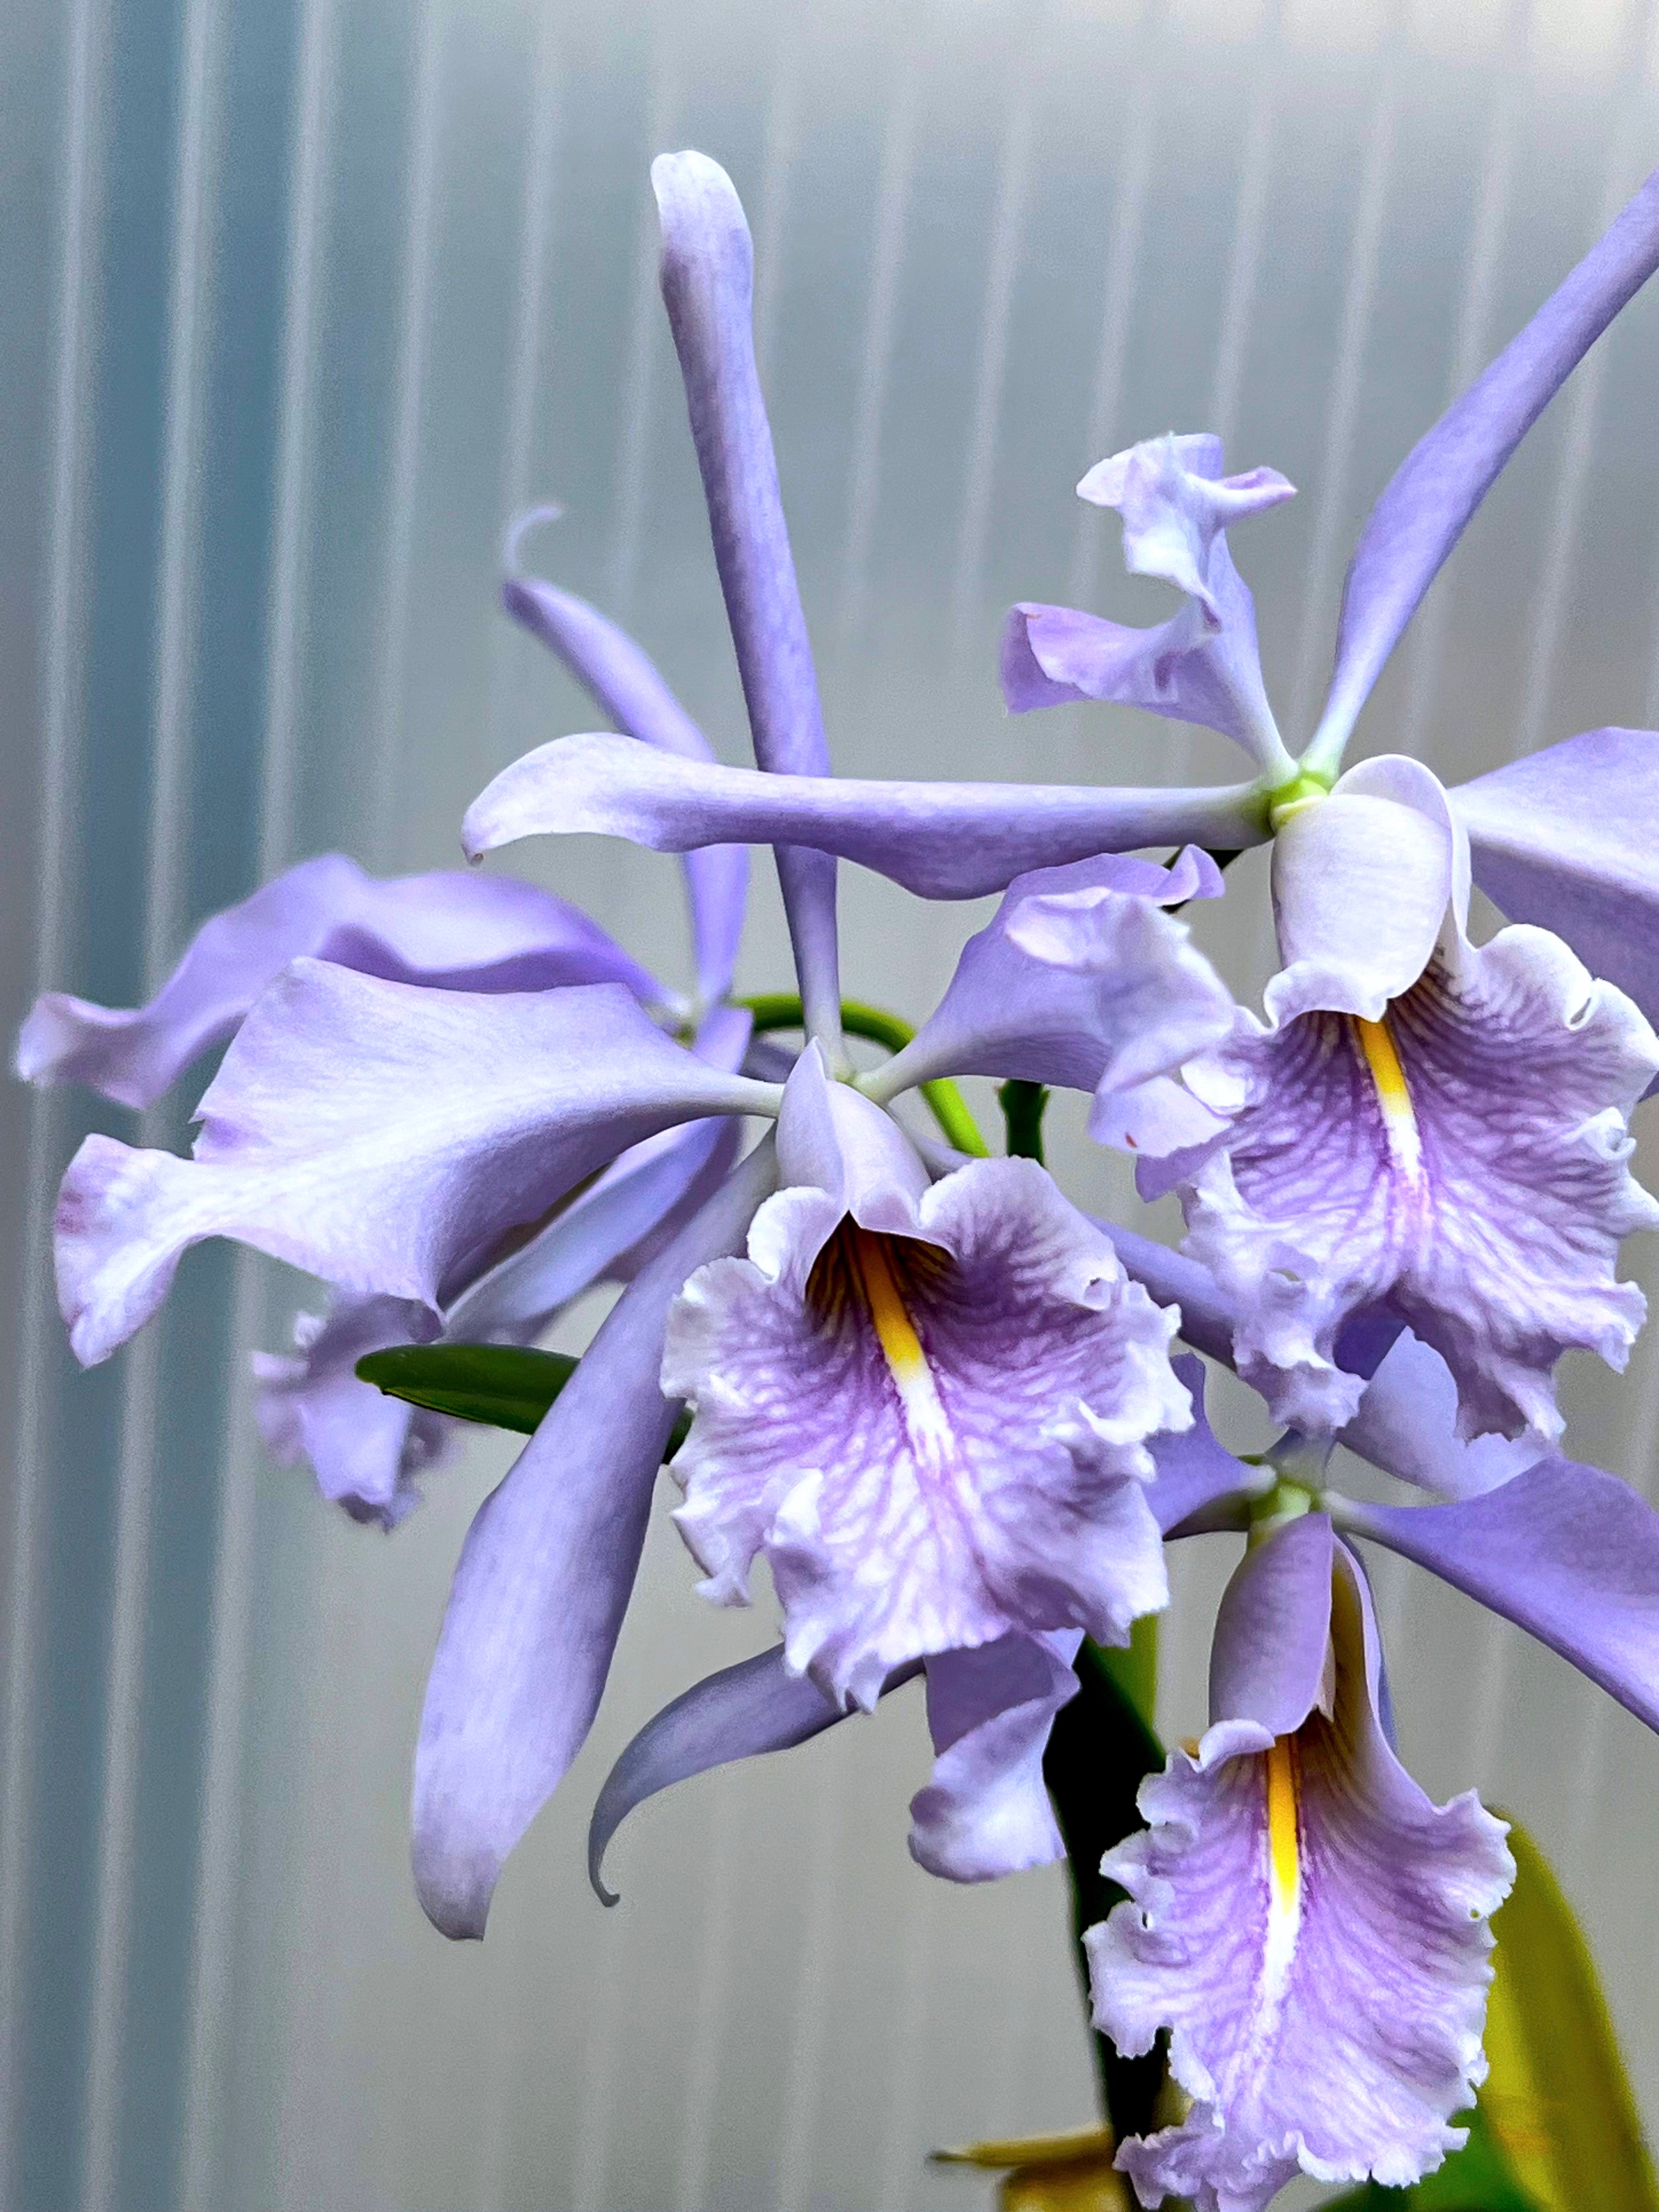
xmin=1092 ymin=1510 xmax=1513 ymax=2211
xmin=21 ymin=544 xmax=749 ymax=1525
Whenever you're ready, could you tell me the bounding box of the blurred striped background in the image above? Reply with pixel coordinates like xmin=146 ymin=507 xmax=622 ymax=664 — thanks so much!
xmin=3 ymin=0 xmax=1659 ymax=2203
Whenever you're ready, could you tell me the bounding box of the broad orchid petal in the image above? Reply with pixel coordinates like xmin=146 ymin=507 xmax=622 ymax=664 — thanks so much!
xmin=503 ymin=541 xmax=748 ymax=1005
xmin=462 ymin=732 xmax=1268 ymax=901
xmin=1453 ymin=726 xmax=1659 ymax=1055
xmin=55 ymin=965 xmax=777 ymax=1367
xmin=15 ymin=853 xmax=661 ymax=1110
xmin=1180 ymin=924 xmax=1659 ymax=1438
xmin=871 ymin=851 xmax=1232 ymax=1103
xmin=665 ymin=1152 xmax=1184 ymax=1711
xmin=1092 ymin=1535 xmax=1511 ymax=2210
xmin=1003 ymin=436 xmax=1294 ymax=770
xmin=1308 ymin=167 xmax=1659 ymax=771
xmin=1339 ymin=1454 xmax=1659 ymax=1733
xmin=910 ymin=1629 xmax=1082 ymax=1882
xmin=413 ymin=1137 xmax=778 ymax=1939
xmin=652 ymin=149 xmax=840 ymax=1038
xmin=252 ymin=1293 xmax=453 ymax=1530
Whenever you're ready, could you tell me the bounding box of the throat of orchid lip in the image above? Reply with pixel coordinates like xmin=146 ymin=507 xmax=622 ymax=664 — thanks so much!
xmin=1352 ymin=1011 xmax=1423 ymax=1182
xmin=1265 ymin=1734 xmax=1301 ymax=1928
xmin=813 ymin=1222 xmax=955 ymax=1459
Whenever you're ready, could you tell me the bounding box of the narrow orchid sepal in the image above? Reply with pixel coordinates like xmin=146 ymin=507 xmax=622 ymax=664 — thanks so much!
xmin=1305 ymin=166 xmax=1659 ymax=776
xmin=1334 ymin=1455 xmax=1659 ymax=1733
xmin=413 ymin=1136 xmax=778 ymax=1940
xmin=652 ymin=149 xmax=842 ymax=1055
xmin=461 ymin=731 xmax=1269 ymax=901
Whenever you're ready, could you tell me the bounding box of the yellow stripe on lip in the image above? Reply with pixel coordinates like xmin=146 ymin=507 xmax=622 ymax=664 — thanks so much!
xmin=846 ymin=1226 xmax=953 ymax=1458
xmin=1265 ymin=1735 xmax=1300 ymax=1916
xmin=1352 ymin=1013 xmax=1423 ymax=1181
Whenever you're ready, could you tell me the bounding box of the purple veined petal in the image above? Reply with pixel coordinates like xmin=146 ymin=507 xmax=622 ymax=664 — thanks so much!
xmin=1336 ymin=1454 xmax=1659 ymax=1734
xmin=910 ymin=1629 xmax=1082 ymax=1883
xmin=866 ymin=850 xmax=1232 ymax=1103
xmin=1452 ymin=726 xmax=1659 ymax=1069
xmin=1179 ymin=905 xmax=1659 ymax=1440
xmin=253 ymin=1293 xmax=455 ymax=1530
xmin=1305 ymin=166 xmax=1659 ymax=777
xmin=413 ymin=1133 xmax=780 ymax=1939
xmin=665 ymin=1144 xmax=1184 ymax=1712
xmin=1002 ymin=435 xmax=1297 ymax=778
xmin=462 ymin=731 xmax=1270 ymax=902
xmin=588 ymin=1645 xmax=922 ymax=1906
xmin=14 ymin=853 xmax=663 ymax=1111
xmin=501 ymin=513 xmax=748 ymax=1007
xmin=1092 ymin=1533 xmax=1512 ymax=2210
xmin=652 ymin=150 xmax=841 ymax=1053
xmin=54 ymin=964 xmax=781 ymax=1368
xmin=1147 ymin=1356 xmax=1268 ymax=1538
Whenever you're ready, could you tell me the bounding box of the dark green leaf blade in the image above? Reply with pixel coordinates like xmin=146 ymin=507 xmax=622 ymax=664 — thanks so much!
xmin=355 ymin=1343 xmax=578 ymax=1435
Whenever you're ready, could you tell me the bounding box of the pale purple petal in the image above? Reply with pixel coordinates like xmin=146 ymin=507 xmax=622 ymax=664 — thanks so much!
xmin=1307 ymin=166 xmax=1659 ymax=771
xmin=1181 ymin=924 xmax=1659 ymax=1437
xmin=462 ymin=731 xmax=1269 ymax=901
xmin=55 ymin=965 xmax=778 ymax=1367
xmin=869 ymin=851 xmax=1232 ymax=1104
xmin=14 ymin=853 xmax=661 ymax=1110
xmin=1002 ymin=437 xmax=1294 ymax=771
xmin=665 ymin=1150 xmax=1184 ymax=1711
xmin=1453 ymin=725 xmax=1659 ymax=1052
xmin=501 ymin=529 xmax=748 ymax=1005
xmin=413 ymin=1136 xmax=778 ymax=1939
xmin=1337 ymin=1329 xmax=1539 ymax=1501
xmin=1266 ymin=759 xmax=1460 ymax=1025
xmin=1092 ymin=1536 xmax=1512 ymax=2210
xmin=443 ymin=1008 xmax=754 ymax=1335
xmin=1339 ymin=1454 xmax=1659 ymax=1733
xmin=652 ymin=149 xmax=840 ymax=1043
xmin=909 ymin=1629 xmax=1081 ymax=1882
xmin=1206 ymin=1511 xmax=1336 ymax=1735
xmin=252 ymin=1294 xmax=453 ymax=1530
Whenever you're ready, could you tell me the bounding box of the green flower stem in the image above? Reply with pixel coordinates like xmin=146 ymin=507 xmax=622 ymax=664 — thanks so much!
xmin=1043 ymin=1624 xmax=1168 ymax=2142
xmin=998 ymin=1079 xmax=1049 ymax=1165
xmin=741 ymin=994 xmax=990 ymax=1156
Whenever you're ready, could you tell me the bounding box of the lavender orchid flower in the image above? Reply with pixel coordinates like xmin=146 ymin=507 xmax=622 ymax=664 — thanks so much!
xmin=26 ymin=549 xmax=753 ymax=1525
xmin=1093 ymin=1511 xmax=1513 ymax=2211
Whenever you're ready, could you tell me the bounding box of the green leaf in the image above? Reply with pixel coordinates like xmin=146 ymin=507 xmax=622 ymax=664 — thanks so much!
xmin=354 ymin=1341 xmax=692 ymax=1457
xmin=1043 ymin=1637 xmax=1166 ymax=2144
xmin=1477 ymin=1818 xmax=1659 ymax=2212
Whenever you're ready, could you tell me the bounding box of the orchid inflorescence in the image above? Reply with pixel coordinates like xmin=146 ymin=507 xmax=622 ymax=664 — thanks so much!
xmin=22 ymin=145 xmax=1659 ymax=2209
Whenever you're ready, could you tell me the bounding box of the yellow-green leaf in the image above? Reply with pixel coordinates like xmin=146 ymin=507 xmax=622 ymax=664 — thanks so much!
xmin=1481 ymin=1817 xmax=1658 ymax=2212
xmin=932 ymin=2127 xmax=1130 ymax=2211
